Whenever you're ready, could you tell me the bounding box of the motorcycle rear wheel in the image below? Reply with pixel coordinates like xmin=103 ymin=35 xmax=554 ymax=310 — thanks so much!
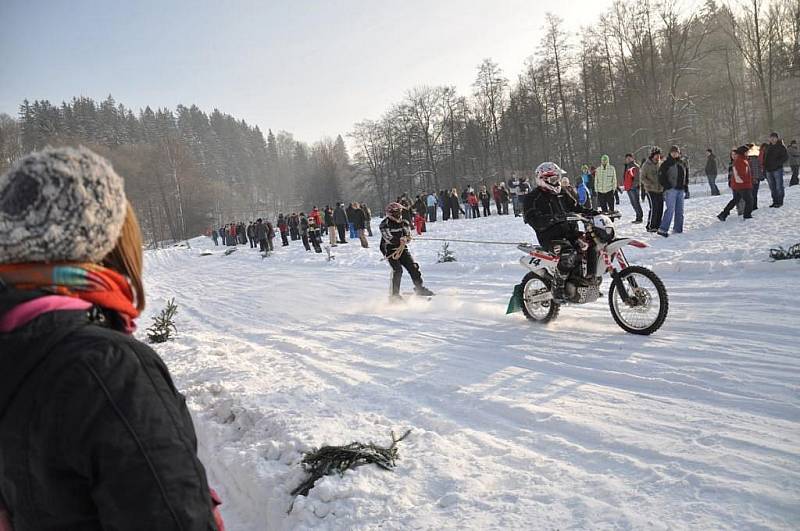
xmin=521 ymin=272 xmax=560 ymax=323
xmin=608 ymin=265 xmax=668 ymax=335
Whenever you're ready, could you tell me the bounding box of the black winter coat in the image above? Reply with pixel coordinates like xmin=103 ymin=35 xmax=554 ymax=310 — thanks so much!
xmin=522 ymin=186 xmax=587 ymax=234
xmin=0 ymin=289 xmax=217 ymax=530
xmin=349 ymin=208 xmax=366 ymax=230
xmin=333 ymin=206 xmax=348 ymax=225
xmin=763 ymin=142 xmax=788 ymax=172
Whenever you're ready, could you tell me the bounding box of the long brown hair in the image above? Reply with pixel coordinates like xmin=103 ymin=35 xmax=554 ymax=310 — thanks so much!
xmin=102 ymin=202 xmax=145 ymax=311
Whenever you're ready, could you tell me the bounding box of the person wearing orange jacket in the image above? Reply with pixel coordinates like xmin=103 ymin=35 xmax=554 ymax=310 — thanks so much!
xmin=718 ymin=146 xmax=754 ymax=221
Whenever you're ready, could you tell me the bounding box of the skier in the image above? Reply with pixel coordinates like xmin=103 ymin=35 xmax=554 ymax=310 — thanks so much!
xmin=379 ymin=202 xmax=434 ymax=301
xmin=522 ymin=162 xmax=596 ymax=300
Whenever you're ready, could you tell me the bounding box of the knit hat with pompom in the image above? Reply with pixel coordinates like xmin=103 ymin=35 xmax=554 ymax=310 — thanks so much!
xmin=0 ymin=146 xmax=127 ymax=264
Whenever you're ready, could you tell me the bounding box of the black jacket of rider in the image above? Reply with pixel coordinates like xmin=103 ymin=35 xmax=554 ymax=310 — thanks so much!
xmin=523 ymin=186 xmax=591 ymax=235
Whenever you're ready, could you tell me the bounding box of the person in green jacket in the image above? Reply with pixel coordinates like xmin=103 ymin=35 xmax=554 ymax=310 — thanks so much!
xmin=594 ymin=154 xmax=617 ymax=212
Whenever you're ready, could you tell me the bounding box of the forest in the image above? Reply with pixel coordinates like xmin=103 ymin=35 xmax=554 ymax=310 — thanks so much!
xmin=0 ymin=0 xmax=797 ymax=243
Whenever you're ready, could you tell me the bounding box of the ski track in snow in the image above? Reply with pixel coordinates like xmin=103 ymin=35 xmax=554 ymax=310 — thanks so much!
xmin=141 ymin=181 xmax=800 ymax=530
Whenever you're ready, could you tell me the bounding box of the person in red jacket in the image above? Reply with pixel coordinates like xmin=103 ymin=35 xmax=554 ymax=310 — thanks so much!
xmin=413 ymin=211 xmax=426 ymax=235
xmin=718 ymin=146 xmax=754 ymax=221
xmin=309 ymin=206 xmax=323 ymax=228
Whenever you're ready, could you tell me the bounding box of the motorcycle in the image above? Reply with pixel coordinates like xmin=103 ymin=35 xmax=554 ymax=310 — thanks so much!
xmin=513 ymin=212 xmax=668 ymax=335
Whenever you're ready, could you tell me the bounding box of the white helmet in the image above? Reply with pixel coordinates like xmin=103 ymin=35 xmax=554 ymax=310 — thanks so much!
xmin=592 ymin=214 xmax=615 ymax=243
xmin=535 ymin=162 xmax=567 ymax=193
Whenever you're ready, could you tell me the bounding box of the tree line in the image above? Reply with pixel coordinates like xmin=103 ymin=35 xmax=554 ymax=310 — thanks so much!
xmin=350 ymin=0 xmax=799 ymax=204
xmin=1 ymin=0 xmax=797 ymax=242
xmin=0 ymin=96 xmax=356 ymax=244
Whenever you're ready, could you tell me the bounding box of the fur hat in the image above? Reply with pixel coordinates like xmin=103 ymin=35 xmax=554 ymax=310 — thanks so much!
xmin=0 ymin=146 xmax=127 ymax=264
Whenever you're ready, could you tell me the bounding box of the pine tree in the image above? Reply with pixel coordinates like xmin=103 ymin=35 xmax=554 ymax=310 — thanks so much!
xmin=146 ymin=298 xmax=178 ymax=343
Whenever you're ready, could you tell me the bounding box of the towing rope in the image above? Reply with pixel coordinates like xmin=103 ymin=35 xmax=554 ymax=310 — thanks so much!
xmin=414 ymin=236 xmax=525 ymax=246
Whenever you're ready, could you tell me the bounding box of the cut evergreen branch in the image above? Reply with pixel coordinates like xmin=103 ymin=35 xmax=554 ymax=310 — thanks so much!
xmin=290 ymin=429 xmax=412 ymax=499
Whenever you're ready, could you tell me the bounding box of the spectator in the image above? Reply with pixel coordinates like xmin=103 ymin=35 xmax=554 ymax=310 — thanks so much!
xmin=345 ymin=203 xmax=358 ymax=239
xmin=746 ymin=144 xmax=763 ymax=210
xmin=414 ymin=195 xmax=427 ymax=224
xmin=0 ymin=146 xmax=223 ymax=530
xmin=468 ymin=191 xmax=480 ymax=218
xmin=246 ymin=222 xmax=256 ymax=248
xmin=705 ymin=148 xmax=720 ymax=195
xmin=657 ymin=145 xmax=688 ymax=237
xmin=255 ymin=218 xmax=268 ymax=253
xmin=299 ymin=212 xmax=311 ymax=251
xmin=518 ymin=176 xmax=532 ymax=196
xmin=266 ymin=220 xmax=275 ymax=251
xmin=623 ymin=153 xmax=643 ymax=223
xmin=595 ymin=154 xmax=617 ymax=212
xmin=718 ymin=146 xmax=754 ymax=221
xmin=413 ymin=210 xmax=426 ymax=235
xmin=277 ymin=213 xmax=289 ymax=246
xmin=641 ymin=147 xmax=664 ymax=233
xmin=362 ymin=204 xmax=373 ymax=236
xmin=763 ymin=131 xmax=788 ymax=208
xmin=333 ymin=202 xmax=348 ymax=243
xmin=449 ymin=188 xmax=461 ymax=220
xmin=788 ymin=139 xmax=800 ymax=186
xmin=324 ymin=205 xmax=337 ymax=247
xmin=508 ymin=173 xmax=521 ymax=216
xmin=289 ymin=212 xmax=300 ymax=240
xmin=426 ymin=192 xmax=438 ymax=222
xmin=210 ymin=227 xmax=219 ymax=246
xmin=461 ymin=187 xmax=472 ymax=219
xmin=492 ymin=183 xmax=502 ymax=215
xmin=576 ymin=174 xmax=591 ymax=208
xmin=438 ymin=189 xmax=449 ymax=221
xmin=498 ymin=183 xmax=510 ymax=214
xmin=478 ymin=185 xmax=491 ymax=217
xmin=350 ymin=202 xmax=370 ymax=248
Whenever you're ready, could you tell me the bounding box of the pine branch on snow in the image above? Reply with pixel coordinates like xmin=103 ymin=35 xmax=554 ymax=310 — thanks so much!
xmin=290 ymin=429 xmax=412 ymax=502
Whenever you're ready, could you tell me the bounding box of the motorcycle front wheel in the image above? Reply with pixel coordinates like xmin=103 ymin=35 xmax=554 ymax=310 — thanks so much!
xmin=520 ymin=272 xmax=560 ymax=323
xmin=608 ymin=265 xmax=668 ymax=335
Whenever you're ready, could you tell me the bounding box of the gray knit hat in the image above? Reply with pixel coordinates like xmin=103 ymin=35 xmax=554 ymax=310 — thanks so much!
xmin=0 ymin=146 xmax=127 ymax=264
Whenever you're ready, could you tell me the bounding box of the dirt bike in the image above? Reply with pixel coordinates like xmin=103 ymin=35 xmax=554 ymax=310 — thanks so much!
xmin=514 ymin=212 xmax=668 ymax=335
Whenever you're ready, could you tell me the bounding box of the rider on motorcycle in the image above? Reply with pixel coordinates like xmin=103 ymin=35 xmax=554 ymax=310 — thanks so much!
xmin=522 ymin=162 xmax=598 ymax=298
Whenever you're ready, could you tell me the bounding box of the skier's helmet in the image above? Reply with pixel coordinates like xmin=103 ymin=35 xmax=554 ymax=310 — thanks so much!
xmin=386 ymin=202 xmax=404 ymax=220
xmin=535 ymin=162 xmax=566 ymax=193
xmin=592 ymin=214 xmax=616 ymax=243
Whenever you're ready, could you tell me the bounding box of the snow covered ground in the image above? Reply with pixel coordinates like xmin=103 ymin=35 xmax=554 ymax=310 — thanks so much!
xmin=141 ymin=181 xmax=800 ymax=530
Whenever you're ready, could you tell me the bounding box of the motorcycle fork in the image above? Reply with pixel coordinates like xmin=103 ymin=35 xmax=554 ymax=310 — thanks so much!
xmin=609 ymin=250 xmax=634 ymax=302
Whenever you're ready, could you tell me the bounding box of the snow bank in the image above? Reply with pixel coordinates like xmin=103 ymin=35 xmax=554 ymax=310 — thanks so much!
xmin=141 ymin=180 xmax=800 ymax=530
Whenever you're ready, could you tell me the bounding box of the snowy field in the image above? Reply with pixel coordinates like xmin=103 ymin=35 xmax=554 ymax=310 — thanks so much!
xmin=141 ymin=181 xmax=799 ymax=530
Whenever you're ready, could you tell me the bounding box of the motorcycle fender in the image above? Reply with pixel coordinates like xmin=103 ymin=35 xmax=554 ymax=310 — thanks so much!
xmin=606 ymin=238 xmax=649 ymax=254
xmin=519 ymin=255 xmax=556 ymax=273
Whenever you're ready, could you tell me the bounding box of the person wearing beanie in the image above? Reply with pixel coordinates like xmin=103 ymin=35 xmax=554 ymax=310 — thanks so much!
xmin=718 ymin=146 xmax=754 ymax=221
xmin=763 ymin=132 xmax=788 ymax=207
xmin=0 ymin=147 xmax=224 ymax=530
xmin=641 ymin=147 xmax=664 ymax=232
xmin=594 ymin=154 xmax=617 ymax=213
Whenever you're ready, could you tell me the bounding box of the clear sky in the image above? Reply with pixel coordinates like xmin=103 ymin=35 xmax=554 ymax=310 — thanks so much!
xmin=0 ymin=0 xmax=615 ymax=143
